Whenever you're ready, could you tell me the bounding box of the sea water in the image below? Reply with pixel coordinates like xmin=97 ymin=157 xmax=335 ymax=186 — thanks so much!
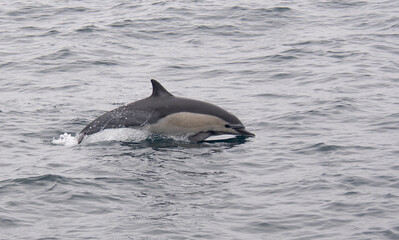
xmin=1 ymin=0 xmax=399 ymax=239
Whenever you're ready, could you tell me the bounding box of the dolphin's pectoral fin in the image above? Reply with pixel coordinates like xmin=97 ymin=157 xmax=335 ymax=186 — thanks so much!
xmin=188 ymin=132 xmax=213 ymax=142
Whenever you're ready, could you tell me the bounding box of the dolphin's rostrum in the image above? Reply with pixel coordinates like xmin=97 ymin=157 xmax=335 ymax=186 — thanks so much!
xmin=78 ymin=79 xmax=254 ymax=143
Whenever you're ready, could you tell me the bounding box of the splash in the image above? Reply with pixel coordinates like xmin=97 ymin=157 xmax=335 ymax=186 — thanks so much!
xmin=52 ymin=132 xmax=79 ymax=146
xmin=51 ymin=129 xmax=185 ymax=146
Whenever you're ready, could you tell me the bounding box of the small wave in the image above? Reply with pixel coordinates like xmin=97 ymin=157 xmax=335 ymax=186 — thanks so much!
xmin=76 ymin=25 xmax=102 ymax=33
xmin=56 ymin=6 xmax=89 ymax=15
xmin=293 ymin=142 xmax=375 ymax=155
xmin=38 ymin=59 xmax=121 ymax=73
xmin=11 ymin=174 xmax=69 ymax=185
xmin=109 ymin=19 xmax=135 ymax=28
xmin=36 ymin=48 xmax=74 ymax=60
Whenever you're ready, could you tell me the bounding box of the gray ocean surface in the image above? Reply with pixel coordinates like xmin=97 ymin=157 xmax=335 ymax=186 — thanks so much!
xmin=1 ymin=0 xmax=399 ymax=239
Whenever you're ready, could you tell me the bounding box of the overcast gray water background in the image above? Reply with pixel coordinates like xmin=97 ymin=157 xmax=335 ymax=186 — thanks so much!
xmin=1 ymin=0 xmax=399 ymax=239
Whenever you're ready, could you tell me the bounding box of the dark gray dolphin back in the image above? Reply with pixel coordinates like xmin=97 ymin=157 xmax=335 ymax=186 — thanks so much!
xmin=118 ymin=79 xmax=243 ymax=126
xmin=146 ymin=96 xmax=243 ymax=125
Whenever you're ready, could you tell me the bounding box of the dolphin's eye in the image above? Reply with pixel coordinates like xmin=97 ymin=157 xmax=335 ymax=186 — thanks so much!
xmin=225 ymin=124 xmax=231 ymax=128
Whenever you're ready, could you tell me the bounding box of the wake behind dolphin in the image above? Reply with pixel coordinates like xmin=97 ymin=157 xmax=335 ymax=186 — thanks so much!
xmin=78 ymin=79 xmax=254 ymax=143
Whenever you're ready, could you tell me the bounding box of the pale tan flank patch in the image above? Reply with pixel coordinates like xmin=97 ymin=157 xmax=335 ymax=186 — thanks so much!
xmin=148 ymin=112 xmax=236 ymax=135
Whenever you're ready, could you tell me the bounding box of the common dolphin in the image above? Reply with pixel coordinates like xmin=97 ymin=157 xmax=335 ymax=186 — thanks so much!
xmin=78 ymin=79 xmax=254 ymax=143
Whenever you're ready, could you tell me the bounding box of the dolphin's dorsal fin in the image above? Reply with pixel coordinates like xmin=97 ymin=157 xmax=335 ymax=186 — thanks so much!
xmin=151 ymin=79 xmax=173 ymax=97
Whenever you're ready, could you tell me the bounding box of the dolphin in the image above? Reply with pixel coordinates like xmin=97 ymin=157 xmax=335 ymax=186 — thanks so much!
xmin=78 ymin=79 xmax=254 ymax=143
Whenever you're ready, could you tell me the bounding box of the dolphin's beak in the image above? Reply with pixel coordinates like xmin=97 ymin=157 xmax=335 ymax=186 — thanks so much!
xmin=235 ymin=128 xmax=255 ymax=137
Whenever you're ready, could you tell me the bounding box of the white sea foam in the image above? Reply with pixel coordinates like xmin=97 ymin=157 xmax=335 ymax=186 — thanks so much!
xmin=52 ymin=132 xmax=79 ymax=146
